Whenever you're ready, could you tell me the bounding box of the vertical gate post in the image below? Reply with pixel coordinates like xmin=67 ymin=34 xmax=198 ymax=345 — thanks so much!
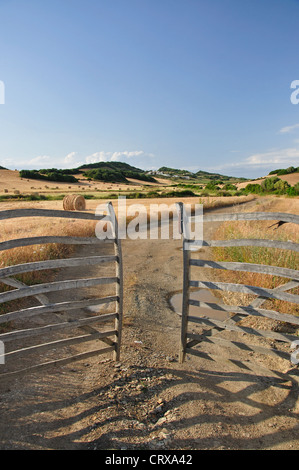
xmin=176 ymin=203 xmax=191 ymax=363
xmin=107 ymin=202 xmax=123 ymax=361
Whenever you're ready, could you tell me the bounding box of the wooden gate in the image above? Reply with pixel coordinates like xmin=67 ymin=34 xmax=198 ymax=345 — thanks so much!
xmin=176 ymin=203 xmax=299 ymax=382
xmin=0 ymin=202 xmax=123 ymax=378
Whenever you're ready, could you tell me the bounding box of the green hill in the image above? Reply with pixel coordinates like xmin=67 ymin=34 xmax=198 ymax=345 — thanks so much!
xmin=156 ymin=166 xmax=247 ymax=183
xmin=268 ymin=166 xmax=299 ymax=176
xmin=157 ymin=166 xmax=195 ymax=178
xmin=78 ymin=161 xmax=143 ymax=173
xmin=18 ymin=161 xmax=247 ymax=185
xmin=79 ymin=161 xmax=156 ymax=183
xmin=18 ymin=162 xmax=156 ymax=184
xmin=195 ymin=169 xmax=247 ymax=182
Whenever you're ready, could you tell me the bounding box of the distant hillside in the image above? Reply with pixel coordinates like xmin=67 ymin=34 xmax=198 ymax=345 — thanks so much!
xmin=18 ymin=162 xmax=299 ymax=188
xmin=79 ymin=161 xmax=157 ymax=184
xmin=18 ymin=162 xmax=156 ymax=184
xmin=195 ymin=169 xmax=247 ymax=182
xmin=269 ymin=166 xmax=299 ymax=176
xmin=156 ymin=166 xmax=195 ymax=178
xmin=0 ymin=166 xmax=7 ymax=170
xmin=78 ymin=161 xmax=143 ymax=173
xmin=154 ymin=166 xmax=247 ymax=183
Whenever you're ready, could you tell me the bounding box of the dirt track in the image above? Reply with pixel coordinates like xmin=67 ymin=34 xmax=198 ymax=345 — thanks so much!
xmin=0 ymin=201 xmax=298 ymax=450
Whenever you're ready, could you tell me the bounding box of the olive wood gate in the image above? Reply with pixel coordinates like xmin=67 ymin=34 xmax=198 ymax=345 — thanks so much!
xmin=176 ymin=203 xmax=299 ymax=383
xmin=0 ymin=202 xmax=123 ymax=378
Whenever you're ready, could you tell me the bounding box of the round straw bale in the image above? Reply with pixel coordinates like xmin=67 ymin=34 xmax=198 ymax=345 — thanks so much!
xmin=69 ymin=194 xmax=77 ymax=209
xmin=73 ymin=195 xmax=86 ymax=210
xmin=63 ymin=194 xmax=73 ymax=210
xmin=63 ymin=194 xmax=86 ymax=211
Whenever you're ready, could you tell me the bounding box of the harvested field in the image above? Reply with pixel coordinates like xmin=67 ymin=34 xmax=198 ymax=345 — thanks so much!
xmin=0 ymin=169 xmax=173 ymax=196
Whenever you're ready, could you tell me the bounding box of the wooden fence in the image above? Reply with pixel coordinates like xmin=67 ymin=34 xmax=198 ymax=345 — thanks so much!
xmin=0 ymin=202 xmax=123 ymax=378
xmin=176 ymin=203 xmax=299 ymax=382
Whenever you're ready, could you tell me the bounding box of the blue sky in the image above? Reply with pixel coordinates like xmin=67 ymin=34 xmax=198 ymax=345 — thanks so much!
xmin=0 ymin=0 xmax=299 ymax=178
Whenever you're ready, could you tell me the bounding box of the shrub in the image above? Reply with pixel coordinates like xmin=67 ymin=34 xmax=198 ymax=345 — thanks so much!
xmin=261 ymin=176 xmax=280 ymax=191
xmin=223 ymin=183 xmax=237 ymax=191
xmin=205 ymin=182 xmax=220 ymax=191
xmin=20 ymin=169 xmax=78 ymax=183
xmin=243 ymin=183 xmax=262 ymax=194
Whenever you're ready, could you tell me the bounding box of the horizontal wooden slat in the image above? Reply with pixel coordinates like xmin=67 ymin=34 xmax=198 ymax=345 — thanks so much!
xmin=249 ymin=280 xmax=299 ymax=309
xmin=0 ymin=236 xmax=114 ymax=252
xmin=186 ymin=239 xmax=299 ymax=252
xmin=0 ymin=208 xmax=108 ymax=221
xmin=189 ymin=280 xmax=299 ymax=304
xmin=0 ymin=276 xmax=50 ymax=306
xmin=188 ymin=299 xmax=299 ymax=326
xmin=0 ymin=312 xmax=118 ymax=343
xmin=0 ymin=255 xmax=118 ymax=280
xmin=193 ymin=212 xmax=299 ymax=224
xmin=0 ymin=277 xmax=118 ymax=304
xmin=189 ymin=259 xmax=299 ymax=280
xmin=0 ymin=346 xmax=116 ymax=379
xmin=186 ymin=314 xmax=299 ymax=343
xmin=3 ymin=329 xmax=117 ymax=360
xmin=0 ymin=296 xmax=118 ymax=325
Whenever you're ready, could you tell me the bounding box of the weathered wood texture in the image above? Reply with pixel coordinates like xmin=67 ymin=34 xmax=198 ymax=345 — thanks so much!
xmin=189 ymin=259 xmax=299 ymax=280
xmin=0 ymin=297 xmax=118 ymax=326
xmin=0 ymin=255 xmax=117 ymax=279
xmin=0 ymin=204 xmax=123 ymax=378
xmin=0 ymin=277 xmax=118 ymax=304
xmin=189 ymin=280 xmax=299 ymax=303
xmin=0 ymin=208 xmax=107 ymax=221
xmin=0 ymin=236 xmax=114 ymax=252
xmin=107 ymin=202 xmax=123 ymax=361
xmin=177 ymin=206 xmax=299 ymax=382
xmin=201 ymin=211 xmax=299 ymax=224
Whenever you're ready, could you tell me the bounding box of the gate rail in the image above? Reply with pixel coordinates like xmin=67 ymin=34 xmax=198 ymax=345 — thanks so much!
xmin=176 ymin=203 xmax=299 ymax=382
xmin=0 ymin=202 xmax=123 ymax=378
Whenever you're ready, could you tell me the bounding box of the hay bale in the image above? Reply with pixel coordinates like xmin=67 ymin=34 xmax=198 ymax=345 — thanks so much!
xmin=73 ymin=195 xmax=86 ymax=210
xmin=63 ymin=194 xmax=86 ymax=211
xmin=63 ymin=194 xmax=74 ymax=210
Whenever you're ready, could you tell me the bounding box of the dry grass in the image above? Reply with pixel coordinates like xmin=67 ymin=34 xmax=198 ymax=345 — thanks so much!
xmin=0 ymin=217 xmax=96 ymax=267
xmin=0 ymin=216 xmax=97 ymax=320
xmin=212 ymin=197 xmax=299 ymax=317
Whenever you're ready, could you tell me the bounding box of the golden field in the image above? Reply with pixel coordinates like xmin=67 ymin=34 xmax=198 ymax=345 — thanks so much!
xmin=0 ymin=169 xmax=172 ymax=196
